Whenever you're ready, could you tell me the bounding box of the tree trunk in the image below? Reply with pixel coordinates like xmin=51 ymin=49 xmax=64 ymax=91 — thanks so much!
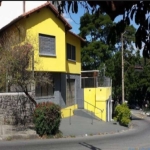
xmin=24 ymin=91 xmax=37 ymax=106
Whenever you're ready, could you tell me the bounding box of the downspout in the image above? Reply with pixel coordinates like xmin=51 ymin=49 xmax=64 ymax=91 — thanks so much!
xmin=110 ymin=79 xmax=113 ymax=121
xmin=107 ymin=100 xmax=109 ymax=122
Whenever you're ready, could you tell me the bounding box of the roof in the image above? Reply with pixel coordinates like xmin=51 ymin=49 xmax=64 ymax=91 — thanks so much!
xmin=68 ymin=31 xmax=85 ymax=42
xmin=0 ymin=2 xmax=85 ymax=42
xmin=0 ymin=2 xmax=72 ymax=32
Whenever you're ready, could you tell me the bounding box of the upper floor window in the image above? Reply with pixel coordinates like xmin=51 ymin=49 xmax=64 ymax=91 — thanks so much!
xmin=67 ymin=43 xmax=76 ymax=61
xmin=39 ymin=33 xmax=56 ymax=56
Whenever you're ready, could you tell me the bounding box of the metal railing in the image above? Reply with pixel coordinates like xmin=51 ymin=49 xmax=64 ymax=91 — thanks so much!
xmin=81 ymin=77 xmax=98 ymax=88
xmin=81 ymin=76 xmax=111 ymax=88
xmin=84 ymin=101 xmax=104 ymax=124
xmin=61 ymin=108 xmax=72 ymax=125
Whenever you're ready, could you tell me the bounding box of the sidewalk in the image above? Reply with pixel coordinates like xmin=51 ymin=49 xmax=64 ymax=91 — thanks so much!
xmin=59 ymin=115 xmax=129 ymax=137
xmin=0 ymin=115 xmax=132 ymax=140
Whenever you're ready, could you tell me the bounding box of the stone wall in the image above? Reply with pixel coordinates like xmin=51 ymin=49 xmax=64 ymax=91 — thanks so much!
xmin=0 ymin=93 xmax=35 ymax=125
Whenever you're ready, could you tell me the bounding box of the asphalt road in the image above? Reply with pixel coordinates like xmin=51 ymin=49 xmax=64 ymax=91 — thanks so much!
xmin=0 ymin=115 xmax=150 ymax=150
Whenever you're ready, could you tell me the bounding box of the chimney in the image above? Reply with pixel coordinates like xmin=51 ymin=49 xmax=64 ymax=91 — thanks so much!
xmin=23 ymin=1 xmax=25 ymax=13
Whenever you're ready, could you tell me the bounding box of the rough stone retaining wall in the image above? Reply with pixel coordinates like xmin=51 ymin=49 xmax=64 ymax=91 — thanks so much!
xmin=0 ymin=93 xmax=35 ymax=125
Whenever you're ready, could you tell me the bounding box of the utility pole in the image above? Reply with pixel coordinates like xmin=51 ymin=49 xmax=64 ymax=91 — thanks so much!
xmin=121 ymin=32 xmax=126 ymax=104
xmin=23 ymin=1 xmax=25 ymax=14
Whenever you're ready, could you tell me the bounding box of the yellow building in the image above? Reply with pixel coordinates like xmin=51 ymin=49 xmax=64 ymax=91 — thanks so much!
xmin=0 ymin=2 xmax=84 ymax=108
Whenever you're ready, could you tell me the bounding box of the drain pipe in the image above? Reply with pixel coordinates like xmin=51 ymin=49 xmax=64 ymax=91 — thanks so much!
xmin=107 ymin=100 xmax=109 ymax=122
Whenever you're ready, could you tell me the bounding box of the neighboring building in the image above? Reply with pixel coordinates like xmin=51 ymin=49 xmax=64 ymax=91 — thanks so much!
xmin=0 ymin=2 xmax=84 ymax=108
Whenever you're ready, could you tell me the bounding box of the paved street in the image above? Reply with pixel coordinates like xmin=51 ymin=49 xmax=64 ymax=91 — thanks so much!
xmin=0 ymin=113 xmax=150 ymax=150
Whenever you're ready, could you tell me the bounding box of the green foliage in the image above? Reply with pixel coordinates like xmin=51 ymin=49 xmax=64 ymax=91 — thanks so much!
xmin=55 ymin=1 xmax=150 ymax=59
xmin=79 ymin=13 xmax=115 ymax=70
xmin=0 ymin=36 xmax=52 ymax=105
xmin=114 ymin=103 xmax=131 ymax=126
xmin=79 ymin=12 xmax=136 ymax=71
xmin=33 ymin=102 xmax=61 ymax=137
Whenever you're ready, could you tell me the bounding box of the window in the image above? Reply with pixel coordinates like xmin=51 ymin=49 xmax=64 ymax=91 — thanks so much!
xmin=35 ymin=82 xmax=54 ymax=97
xmin=35 ymin=72 xmax=54 ymax=97
xmin=67 ymin=43 xmax=76 ymax=61
xmin=39 ymin=33 xmax=56 ymax=56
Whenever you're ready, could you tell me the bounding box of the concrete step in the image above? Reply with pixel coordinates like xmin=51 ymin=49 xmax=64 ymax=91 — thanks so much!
xmin=74 ymin=109 xmax=102 ymax=121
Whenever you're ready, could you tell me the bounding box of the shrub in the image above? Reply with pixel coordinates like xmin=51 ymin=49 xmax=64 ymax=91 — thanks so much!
xmin=114 ymin=103 xmax=131 ymax=126
xmin=33 ymin=102 xmax=61 ymax=137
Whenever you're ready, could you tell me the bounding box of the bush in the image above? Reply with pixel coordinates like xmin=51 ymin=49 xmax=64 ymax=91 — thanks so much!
xmin=114 ymin=103 xmax=131 ymax=126
xmin=33 ymin=102 xmax=61 ymax=137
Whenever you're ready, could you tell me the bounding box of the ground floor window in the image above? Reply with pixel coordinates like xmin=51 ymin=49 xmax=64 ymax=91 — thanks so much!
xmin=35 ymin=82 xmax=54 ymax=97
xmin=35 ymin=73 xmax=54 ymax=97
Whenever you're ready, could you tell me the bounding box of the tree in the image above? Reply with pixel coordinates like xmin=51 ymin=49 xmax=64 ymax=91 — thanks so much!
xmin=0 ymin=30 xmax=52 ymax=106
xmin=53 ymin=1 xmax=150 ymax=59
xmin=104 ymin=24 xmax=136 ymax=101
xmin=79 ymin=12 xmax=115 ymax=70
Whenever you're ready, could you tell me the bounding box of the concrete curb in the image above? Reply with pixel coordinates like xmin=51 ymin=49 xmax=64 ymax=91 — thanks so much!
xmin=1 ymin=134 xmax=39 ymax=141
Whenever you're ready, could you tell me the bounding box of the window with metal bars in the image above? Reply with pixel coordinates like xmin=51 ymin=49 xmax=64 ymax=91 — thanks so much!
xmin=39 ymin=33 xmax=56 ymax=56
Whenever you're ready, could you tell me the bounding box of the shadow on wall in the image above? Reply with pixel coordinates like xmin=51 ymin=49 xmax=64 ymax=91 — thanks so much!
xmin=0 ymin=93 xmax=35 ymax=125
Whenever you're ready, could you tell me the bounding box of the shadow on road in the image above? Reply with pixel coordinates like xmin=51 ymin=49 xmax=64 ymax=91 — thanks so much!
xmin=79 ymin=142 xmax=101 ymax=150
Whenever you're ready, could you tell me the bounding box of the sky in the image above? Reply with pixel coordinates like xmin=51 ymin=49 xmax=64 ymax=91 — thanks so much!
xmin=0 ymin=1 xmax=139 ymax=32
xmin=0 ymin=1 xmax=85 ymax=33
xmin=0 ymin=1 xmax=141 ymax=52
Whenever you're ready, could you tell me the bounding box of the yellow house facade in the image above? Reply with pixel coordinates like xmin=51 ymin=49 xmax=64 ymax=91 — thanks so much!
xmin=0 ymin=2 xmax=84 ymax=109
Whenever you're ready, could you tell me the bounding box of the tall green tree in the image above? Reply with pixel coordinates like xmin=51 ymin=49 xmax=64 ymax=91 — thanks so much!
xmin=105 ymin=25 xmax=137 ymax=101
xmin=79 ymin=13 xmax=115 ymax=70
xmin=54 ymin=1 xmax=150 ymax=59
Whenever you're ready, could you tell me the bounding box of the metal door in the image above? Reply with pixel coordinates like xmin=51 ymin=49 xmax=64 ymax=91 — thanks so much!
xmin=66 ymin=79 xmax=75 ymax=106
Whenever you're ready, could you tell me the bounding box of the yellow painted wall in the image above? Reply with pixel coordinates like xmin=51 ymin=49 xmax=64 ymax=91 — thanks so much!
xmin=1 ymin=7 xmax=81 ymax=74
xmin=84 ymin=88 xmax=96 ymax=113
xmin=66 ymin=31 xmax=81 ymax=74
xmin=61 ymin=104 xmax=78 ymax=118
xmin=26 ymin=7 xmax=66 ymax=72
xmin=84 ymin=87 xmax=111 ymax=121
